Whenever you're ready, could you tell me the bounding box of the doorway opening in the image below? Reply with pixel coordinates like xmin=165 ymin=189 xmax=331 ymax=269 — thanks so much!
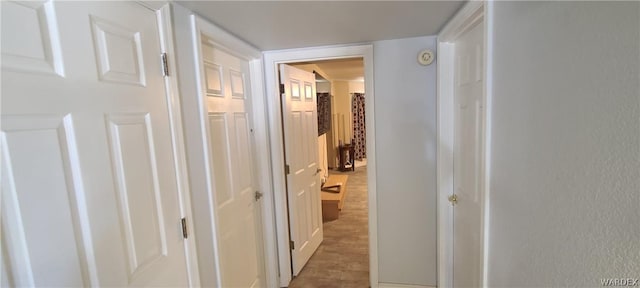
xmin=261 ymin=45 xmax=377 ymax=287
xmin=281 ymin=58 xmax=369 ymax=287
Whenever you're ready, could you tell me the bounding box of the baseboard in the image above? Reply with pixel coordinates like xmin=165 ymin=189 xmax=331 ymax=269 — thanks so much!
xmin=378 ymin=283 xmax=436 ymax=288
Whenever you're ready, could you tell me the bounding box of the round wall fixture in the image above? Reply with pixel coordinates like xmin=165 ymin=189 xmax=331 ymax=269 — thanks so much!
xmin=418 ymin=49 xmax=435 ymax=66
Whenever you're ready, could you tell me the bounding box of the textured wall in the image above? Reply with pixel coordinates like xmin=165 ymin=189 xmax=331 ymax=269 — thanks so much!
xmin=488 ymin=2 xmax=640 ymax=286
xmin=374 ymin=36 xmax=438 ymax=286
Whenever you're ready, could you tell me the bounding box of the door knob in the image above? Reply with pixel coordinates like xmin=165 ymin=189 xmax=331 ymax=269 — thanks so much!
xmin=448 ymin=194 xmax=458 ymax=206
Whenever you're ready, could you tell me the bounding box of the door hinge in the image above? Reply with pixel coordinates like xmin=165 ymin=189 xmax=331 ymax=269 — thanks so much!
xmin=285 ymin=164 xmax=290 ymax=175
xmin=279 ymin=83 xmax=285 ymax=94
xmin=161 ymin=53 xmax=169 ymax=77
xmin=181 ymin=217 xmax=188 ymax=239
xmin=290 ymin=240 xmax=295 ymax=250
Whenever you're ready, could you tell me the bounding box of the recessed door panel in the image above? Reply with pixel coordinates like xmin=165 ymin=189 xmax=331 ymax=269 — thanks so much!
xmin=205 ymin=63 xmax=224 ymax=97
xmin=1 ymin=115 xmax=88 ymax=287
xmin=0 ymin=1 xmax=64 ymax=76
xmin=106 ymin=113 xmax=167 ymax=279
xmin=291 ymin=111 xmax=304 ymax=172
xmin=296 ymin=187 xmax=310 ymax=249
xmin=230 ymin=70 xmax=245 ymax=99
xmin=233 ymin=112 xmax=254 ymax=194
xmin=208 ymin=113 xmax=234 ymax=208
xmin=90 ymin=16 xmax=145 ymax=86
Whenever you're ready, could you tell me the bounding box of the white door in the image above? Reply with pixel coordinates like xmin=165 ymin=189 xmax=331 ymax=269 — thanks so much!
xmin=280 ymin=64 xmax=323 ymax=275
xmin=1 ymin=1 xmax=190 ymax=286
xmin=452 ymin=21 xmax=485 ymax=287
xmin=197 ymin=37 xmax=265 ymax=287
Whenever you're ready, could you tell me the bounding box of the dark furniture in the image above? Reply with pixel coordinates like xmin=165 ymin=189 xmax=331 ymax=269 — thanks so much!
xmin=338 ymin=143 xmax=355 ymax=171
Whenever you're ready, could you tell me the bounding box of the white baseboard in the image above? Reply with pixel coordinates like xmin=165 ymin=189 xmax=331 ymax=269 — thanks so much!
xmin=378 ymin=283 xmax=436 ymax=288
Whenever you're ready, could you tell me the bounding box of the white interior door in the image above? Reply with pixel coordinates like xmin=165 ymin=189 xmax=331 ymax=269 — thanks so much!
xmin=197 ymin=36 xmax=265 ymax=288
xmin=452 ymin=21 xmax=485 ymax=287
xmin=280 ymin=64 xmax=323 ymax=275
xmin=1 ymin=1 xmax=190 ymax=286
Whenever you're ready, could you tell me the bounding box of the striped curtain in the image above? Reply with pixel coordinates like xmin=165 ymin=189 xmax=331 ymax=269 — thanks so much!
xmin=352 ymin=93 xmax=366 ymax=160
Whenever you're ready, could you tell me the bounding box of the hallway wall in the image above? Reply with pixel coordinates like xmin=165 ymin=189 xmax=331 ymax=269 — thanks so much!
xmin=333 ymin=80 xmax=353 ymax=145
xmin=172 ymin=3 xmax=441 ymax=285
xmin=374 ymin=35 xmax=438 ymax=286
xmin=488 ymin=2 xmax=640 ymax=286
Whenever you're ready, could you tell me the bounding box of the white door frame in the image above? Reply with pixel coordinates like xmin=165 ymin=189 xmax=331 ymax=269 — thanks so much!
xmin=138 ymin=2 xmax=202 ymax=286
xmin=436 ymin=1 xmax=493 ymax=287
xmin=172 ymin=3 xmax=278 ymax=287
xmin=190 ymin=15 xmax=275 ymax=288
xmin=263 ymin=45 xmax=378 ymax=287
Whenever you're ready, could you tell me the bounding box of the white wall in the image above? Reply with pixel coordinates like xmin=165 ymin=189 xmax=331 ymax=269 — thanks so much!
xmin=332 ymin=80 xmax=353 ymax=145
xmin=317 ymin=81 xmax=331 ymax=93
xmin=349 ymin=81 xmax=365 ymax=94
xmin=374 ymin=36 xmax=438 ymax=286
xmin=487 ymin=2 xmax=640 ymax=286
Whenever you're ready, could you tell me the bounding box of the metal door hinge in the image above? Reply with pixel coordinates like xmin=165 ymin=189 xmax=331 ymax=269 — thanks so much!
xmin=255 ymin=191 xmax=263 ymax=201
xmin=181 ymin=217 xmax=188 ymax=239
xmin=290 ymin=240 xmax=295 ymax=250
xmin=161 ymin=53 xmax=169 ymax=77
xmin=285 ymin=164 xmax=290 ymax=175
xmin=279 ymin=83 xmax=285 ymax=94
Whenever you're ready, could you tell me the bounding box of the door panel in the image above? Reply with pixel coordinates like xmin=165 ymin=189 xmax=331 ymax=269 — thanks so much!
xmin=198 ymin=35 xmax=265 ymax=288
xmin=105 ymin=113 xmax=168 ymax=278
xmin=280 ymin=64 xmax=323 ymax=275
xmin=453 ymin=21 xmax=484 ymax=288
xmin=1 ymin=115 xmax=88 ymax=287
xmin=0 ymin=1 xmax=64 ymax=76
xmin=1 ymin=1 xmax=189 ymax=286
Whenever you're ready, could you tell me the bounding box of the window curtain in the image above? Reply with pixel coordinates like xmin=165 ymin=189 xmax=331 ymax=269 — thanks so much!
xmin=317 ymin=92 xmax=331 ymax=136
xmin=352 ymin=93 xmax=366 ymax=160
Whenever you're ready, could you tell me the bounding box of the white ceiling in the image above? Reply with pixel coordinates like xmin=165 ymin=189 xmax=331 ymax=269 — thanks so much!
xmin=315 ymin=58 xmax=364 ymax=81
xmin=295 ymin=58 xmax=365 ymax=81
xmin=177 ymin=1 xmax=466 ymax=50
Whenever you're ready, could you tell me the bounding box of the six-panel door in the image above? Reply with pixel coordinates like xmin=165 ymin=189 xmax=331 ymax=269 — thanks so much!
xmin=280 ymin=64 xmax=324 ymax=275
xmin=1 ymin=1 xmax=189 ymax=286
xmin=199 ymin=35 xmax=266 ymax=288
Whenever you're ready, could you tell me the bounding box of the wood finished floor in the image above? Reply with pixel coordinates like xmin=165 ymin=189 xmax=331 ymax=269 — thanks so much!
xmin=288 ymin=166 xmax=369 ymax=288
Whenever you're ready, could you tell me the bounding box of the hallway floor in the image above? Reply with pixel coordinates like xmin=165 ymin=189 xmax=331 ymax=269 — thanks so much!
xmin=288 ymin=166 xmax=369 ymax=288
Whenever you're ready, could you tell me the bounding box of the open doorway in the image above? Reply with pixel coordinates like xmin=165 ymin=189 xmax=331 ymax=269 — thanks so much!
xmin=262 ymin=44 xmax=377 ymax=287
xmin=282 ymin=58 xmax=369 ymax=287
xmin=291 ymin=58 xmax=366 ymax=175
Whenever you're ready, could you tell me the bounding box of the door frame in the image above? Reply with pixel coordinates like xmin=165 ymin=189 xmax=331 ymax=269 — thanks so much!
xmin=263 ymin=45 xmax=378 ymax=287
xmin=192 ymin=15 xmax=274 ymax=288
xmin=171 ymin=3 xmax=278 ymax=287
xmin=436 ymin=1 xmax=493 ymax=287
xmin=138 ymin=2 xmax=202 ymax=286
